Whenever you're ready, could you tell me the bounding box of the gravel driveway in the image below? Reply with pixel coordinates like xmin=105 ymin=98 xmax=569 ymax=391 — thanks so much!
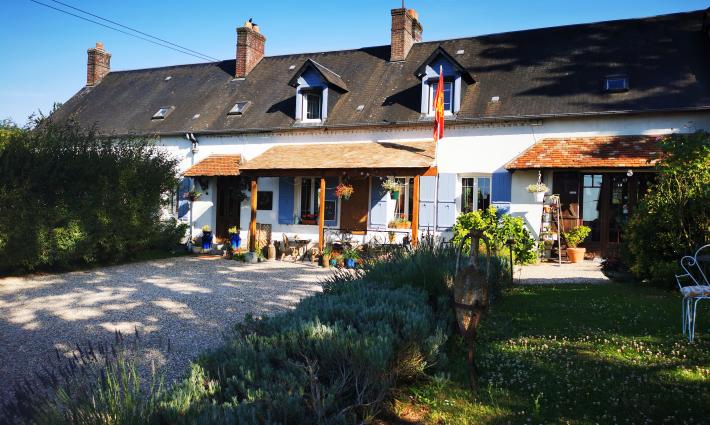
xmin=0 ymin=257 xmax=327 ymax=400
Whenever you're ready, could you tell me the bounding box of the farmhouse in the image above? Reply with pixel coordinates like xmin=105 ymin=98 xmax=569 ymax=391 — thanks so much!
xmin=53 ymin=7 xmax=710 ymax=256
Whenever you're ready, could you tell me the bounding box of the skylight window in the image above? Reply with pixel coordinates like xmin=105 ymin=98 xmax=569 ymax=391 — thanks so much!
xmin=152 ymin=106 xmax=174 ymax=120
xmin=603 ymin=76 xmax=629 ymax=92
xmin=228 ymin=101 xmax=250 ymax=115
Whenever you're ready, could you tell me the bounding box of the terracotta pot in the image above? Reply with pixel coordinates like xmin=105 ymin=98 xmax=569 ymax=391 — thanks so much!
xmin=321 ymin=254 xmax=331 ymax=268
xmin=566 ymin=247 xmax=586 ymax=263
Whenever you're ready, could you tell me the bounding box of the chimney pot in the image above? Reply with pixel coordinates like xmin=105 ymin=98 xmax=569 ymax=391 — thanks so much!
xmin=235 ymin=24 xmax=266 ymax=78
xmin=86 ymin=42 xmax=111 ymax=86
xmin=390 ymin=7 xmax=423 ymax=62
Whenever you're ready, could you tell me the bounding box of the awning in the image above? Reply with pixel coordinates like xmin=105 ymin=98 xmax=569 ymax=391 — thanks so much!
xmin=240 ymin=141 xmax=435 ymax=176
xmin=183 ymin=154 xmax=242 ymax=176
xmin=506 ymin=136 xmax=661 ymax=170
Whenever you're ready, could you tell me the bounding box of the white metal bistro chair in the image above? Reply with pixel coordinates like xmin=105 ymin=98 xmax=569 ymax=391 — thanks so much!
xmin=676 ymin=244 xmax=710 ymax=342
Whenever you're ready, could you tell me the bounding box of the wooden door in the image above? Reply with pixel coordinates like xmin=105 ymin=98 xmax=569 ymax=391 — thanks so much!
xmin=216 ymin=177 xmax=242 ymax=240
xmin=552 ymin=172 xmax=580 ymax=234
xmin=339 ymin=177 xmax=369 ymax=234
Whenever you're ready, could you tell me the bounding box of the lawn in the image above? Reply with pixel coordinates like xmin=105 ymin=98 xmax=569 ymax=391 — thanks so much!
xmin=393 ymin=283 xmax=710 ymax=424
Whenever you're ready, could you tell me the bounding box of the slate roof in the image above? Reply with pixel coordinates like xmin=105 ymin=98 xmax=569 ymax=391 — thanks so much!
xmin=52 ymin=10 xmax=710 ymax=136
xmin=240 ymin=141 xmax=435 ymax=172
xmin=183 ymin=154 xmax=242 ymax=176
xmin=505 ymin=136 xmax=661 ymax=169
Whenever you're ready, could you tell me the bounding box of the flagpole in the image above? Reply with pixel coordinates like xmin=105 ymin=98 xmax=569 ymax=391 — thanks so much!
xmin=433 ymin=65 xmax=443 ymax=234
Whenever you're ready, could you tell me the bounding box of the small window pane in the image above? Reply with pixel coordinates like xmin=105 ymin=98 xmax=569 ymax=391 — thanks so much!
xmin=462 ymin=178 xmax=475 ymax=213
xmin=306 ymin=93 xmax=322 ymax=120
xmin=431 ymin=81 xmax=453 ymax=112
xmin=478 ymin=177 xmax=491 ymax=211
xmin=301 ymin=178 xmax=312 ymax=216
xmin=257 ymin=191 xmax=273 ymax=210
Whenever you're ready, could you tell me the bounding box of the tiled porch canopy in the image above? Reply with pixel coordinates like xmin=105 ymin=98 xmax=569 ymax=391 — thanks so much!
xmin=506 ymin=136 xmax=662 ymax=170
xmin=183 ymin=154 xmax=242 ymax=176
xmin=240 ymin=141 xmax=436 ymax=176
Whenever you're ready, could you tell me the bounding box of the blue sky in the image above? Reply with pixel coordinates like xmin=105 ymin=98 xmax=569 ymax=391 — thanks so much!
xmin=1 ymin=0 xmax=707 ymax=125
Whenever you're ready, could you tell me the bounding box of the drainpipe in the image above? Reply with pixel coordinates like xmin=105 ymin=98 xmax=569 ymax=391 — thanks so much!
xmin=186 ymin=133 xmax=199 ymax=250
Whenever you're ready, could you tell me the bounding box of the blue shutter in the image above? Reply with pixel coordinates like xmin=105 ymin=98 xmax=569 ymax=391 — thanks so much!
xmin=491 ymin=169 xmax=512 ymax=203
xmin=419 ymin=175 xmax=436 ymax=229
xmin=325 ymin=177 xmax=338 ymax=227
xmin=369 ymin=177 xmax=388 ymax=228
xmin=278 ymin=177 xmax=295 ymax=224
xmin=177 ymin=178 xmax=191 ymax=220
xmin=437 ymin=173 xmax=457 ymax=229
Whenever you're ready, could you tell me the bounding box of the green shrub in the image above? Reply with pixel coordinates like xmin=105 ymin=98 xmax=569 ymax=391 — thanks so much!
xmin=0 ymin=120 xmax=183 ymax=273
xmin=563 ymin=225 xmax=591 ymax=248
xmin=624 ymin=131 xmax=710 ymax=287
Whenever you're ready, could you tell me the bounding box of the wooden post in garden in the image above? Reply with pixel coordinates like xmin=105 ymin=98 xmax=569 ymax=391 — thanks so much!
xmin=249 ymin=178 xmax=258 ymax=252
xmin=411 ymin=175 xmax=420 ymax=247
xmin=318 ymin=177 xmax=326 ymax=252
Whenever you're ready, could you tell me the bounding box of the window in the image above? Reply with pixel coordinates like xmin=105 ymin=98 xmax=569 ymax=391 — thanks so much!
xmin=430 ymin=81 xmax=453 ymax=114
xmin=152 ymin=106 xmax=174 ymax=120
xmin=392 ymin=177 xmax=415 ymax=222
xmin=257 ymin=191 xmax=273 ymax=210
xmin=228 ymin=101 xmax=250 ymax=115
xmin=582 ymin=174 xmax=602 ymax=242
xmin=302 ymin=90 xmax=323 ymax=121
xmin=461 ymin=177 xmax=491 ymax=213
xmin=603 ymin=76 xmax=629 ymax=92
xmin=298 ymin=178 xmax=335 ymax=223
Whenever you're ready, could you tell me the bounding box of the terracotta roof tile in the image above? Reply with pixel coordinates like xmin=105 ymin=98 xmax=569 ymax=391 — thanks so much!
xmin=506 ymin=136 xmax=661 ymax=169
xmin=183 ymin=154 xmax=242 ymax=176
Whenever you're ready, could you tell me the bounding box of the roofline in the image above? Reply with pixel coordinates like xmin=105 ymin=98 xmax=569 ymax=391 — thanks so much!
xmin=102 ymin=9 xmax=703 ymax=75
xmin=98 ymin=105 xmax=710 ymax=138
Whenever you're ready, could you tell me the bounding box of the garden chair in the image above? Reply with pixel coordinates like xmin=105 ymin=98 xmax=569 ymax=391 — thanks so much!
xmin=676 ymin=244 xmax=710 ymax=342
xmin=280 ymin=234 xmax=300 ymax=262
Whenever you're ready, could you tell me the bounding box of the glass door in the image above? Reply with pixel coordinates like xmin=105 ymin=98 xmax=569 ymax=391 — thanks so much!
xmin=581 ymin=174 xmax=602 ymax=243
xmin=607 ymin=174 xmax=630 ymax=246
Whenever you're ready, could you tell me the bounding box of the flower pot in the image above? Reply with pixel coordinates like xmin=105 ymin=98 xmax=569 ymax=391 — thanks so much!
xmin=230 ymin=234 xmax=241 ymax=250
xmin=390 ymin=191 xmax=400 ymax=200
xmin=202 ymin=231 xmax=213 ymax=250
xmin=191 ymin=246 xmax=202 ymax=254
xmin=345 ymin=258 xmax=356 ymax=269
xmin=321 ymin=254 xmax=331 ymax=268
xmin=533 ymin=191 xmax=546 ymax=203
xmin=330 ymin=259 xmax=337 ymax=267
xmin=566 ymin=247 xmax=586 ymax=263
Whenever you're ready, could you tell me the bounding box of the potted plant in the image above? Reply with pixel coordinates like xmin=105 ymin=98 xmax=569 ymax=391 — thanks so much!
xmin=335 ymin=183 xmax=354 ymax=200
xmin=563 ymin=225 xmax=591 ymax=263
xmin=185 ymin=190 xmax=202 ymax=202
xmin=382 ymin=178 xmax=400 ymax=200
xmin=191 ymin=236 xmax=203 ymax=254
xmin=342 ymin=247 xmax=360 ymax=269
xmin=321 ymin=246 xmax=332 ymax=268
xmin=228 ymin=226 xmax=241 ymax=250
xmin=527 ymin=183 xmax=548 ymax=203
xmin=387 ymin=231 xmax=397 ymax=244
xmin=388 ymin=214 xmax=411 ymax=229
xmin=201 ymin=225 xmax=213 ymax=251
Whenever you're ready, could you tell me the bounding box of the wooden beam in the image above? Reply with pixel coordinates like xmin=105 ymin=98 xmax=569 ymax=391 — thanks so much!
xmin=411 ymin=175 xmax=420 ymax=247
xmin=249 ymin=178 xmax=258 ymax=252
xmin=318 ymin=177 xmax=326 ymax=252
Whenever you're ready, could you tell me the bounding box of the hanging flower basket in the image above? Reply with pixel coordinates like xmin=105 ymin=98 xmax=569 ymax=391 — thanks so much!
xmin=184 ymin=190 xmax=202 ymax=202
xmin=527 ymin=183 xmax=548 ymax=203
xmin=335 ymin=183 xmax=354 ymax=200
xmin=382 ymin=178 xmax=400 ymax=199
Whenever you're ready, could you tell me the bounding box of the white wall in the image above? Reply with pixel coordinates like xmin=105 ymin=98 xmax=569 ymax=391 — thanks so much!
xmin=158 ymin=110 xmax=710 ymax=245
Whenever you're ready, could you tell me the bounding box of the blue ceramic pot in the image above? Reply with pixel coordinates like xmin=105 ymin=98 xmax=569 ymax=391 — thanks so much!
xmin=230 ymin=234 xmax=241 ymax=250
xmin=202 ymin=231 xmax=213 ymax=250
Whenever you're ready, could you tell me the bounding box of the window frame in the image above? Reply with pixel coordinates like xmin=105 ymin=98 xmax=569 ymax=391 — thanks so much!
xmin=301 ymin=89 xmax=323 ymax=122
xmin=295 ymin=177 xmax=336 ymax=224
xmin=391 ymin=177 xmax=415 ymax=223
xmin=428 ymin=80 xmax=454 ymax=116
xmin=459 ymin=175 xmax=492 ymax=213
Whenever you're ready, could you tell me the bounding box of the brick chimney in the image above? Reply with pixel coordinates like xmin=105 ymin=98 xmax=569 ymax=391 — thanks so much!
xmin=235 ymin=20 xmax=266 ymax=78
xmin=390 ymin=8 xmax=422 ymax=62
xmin=86 ymin=42 xmax=111 ymax=86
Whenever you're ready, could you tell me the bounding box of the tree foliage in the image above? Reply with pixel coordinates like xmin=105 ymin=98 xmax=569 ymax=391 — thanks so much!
xmin=624 ymin=131 xmax=710 ymax=287
xmin=0 ymin=120 xmax=185 ymax=273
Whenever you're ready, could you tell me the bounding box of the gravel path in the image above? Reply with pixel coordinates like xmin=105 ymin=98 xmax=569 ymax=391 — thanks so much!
xmin=0 ymin=257 xmax=327 ymax=400
xmin=515 ymin=260 xmax=609 ymax=285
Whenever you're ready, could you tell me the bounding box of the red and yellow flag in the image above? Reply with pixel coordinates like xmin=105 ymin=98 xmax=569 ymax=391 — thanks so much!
xmin=433 ymin=66 xmax=445 ymax=142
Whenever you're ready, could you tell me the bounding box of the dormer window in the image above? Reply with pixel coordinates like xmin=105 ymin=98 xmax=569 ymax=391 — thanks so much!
xmin=302 ymin=89 xmax=323 ymax=122
xmin=429 ymin=80 xmax=453 ymax=115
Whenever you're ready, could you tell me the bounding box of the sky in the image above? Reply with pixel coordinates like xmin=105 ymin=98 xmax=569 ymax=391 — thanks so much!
xmin=1 ymin=0 xmax=707 ymax=125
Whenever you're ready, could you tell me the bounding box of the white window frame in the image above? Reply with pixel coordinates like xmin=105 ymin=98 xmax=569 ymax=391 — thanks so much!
xmin=428 ymin=80 xmax=454 ymax=116
xmin=301 ymin=89 xmax=323 ymax=123
xmin=458 ymin=175 xmax=492 ymax=214
xmin=294 ymin=177 xmax=336 ymax=224
xmin=391 ymin=176 xmax=415 ymax=223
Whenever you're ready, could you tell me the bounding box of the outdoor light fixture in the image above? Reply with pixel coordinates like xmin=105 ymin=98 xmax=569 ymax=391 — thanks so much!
xmin=185 ymin=133 xmax=199 ymax=153
xmin=627 ymin=169 xmax=634 ymax=177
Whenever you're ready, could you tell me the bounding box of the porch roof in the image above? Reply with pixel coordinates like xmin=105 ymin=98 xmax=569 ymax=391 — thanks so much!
xmin=240 ymin=141 xmax=435 ymax=176
xmin=505 ymin=136 xmax=662 ymax=170
xmin=183 ymin=154 xmax=242 ymax=176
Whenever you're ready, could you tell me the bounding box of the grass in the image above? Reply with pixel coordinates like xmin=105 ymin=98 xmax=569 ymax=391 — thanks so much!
xmin=393 ymin=283 xmax=710 ymax=424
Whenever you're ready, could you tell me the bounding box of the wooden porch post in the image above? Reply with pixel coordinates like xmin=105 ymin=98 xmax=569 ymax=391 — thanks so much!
xmin=318 ymin=177 xmax=326 ymax=252
xmin=411 ymin=175 xmax=420 ymax=247
xmin=249 ymin=178 xmax=258 ymax=252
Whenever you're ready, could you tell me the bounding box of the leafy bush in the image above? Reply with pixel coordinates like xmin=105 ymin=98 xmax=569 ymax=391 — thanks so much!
xmin=624 ymin=131 xmax=710 ymax=287
xmin=0 ymin=120 xmax=185 ymax=273
xmin=452 ymin=207 xmax=536 ymax=265
xmin=563 ymin=225 xmax=591 ymax=248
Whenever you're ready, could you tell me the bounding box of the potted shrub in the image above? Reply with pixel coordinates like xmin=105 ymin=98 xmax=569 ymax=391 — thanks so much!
xmin=527 ymin=183 xmax=548 ymax=203
xmin=382 ymin=178 xmax=400 ymax=200
xmin=388 ymin=214 xmax=411 ymax=229
xmin=342 ymin=247 xmax=360 ymax=269
xmin=335 ymin=183 xmax=354 ymax=200
xmin=201 ymin=225 xmax=213 ymax=251
xmin=228 ymin=226 xmax=241 ymax=250
xmin=321 ymin=246 xmax=332 ymax=268
xmin=563 ymin=225 xmax=591 ymax=263
xmin=191 ymin=236 xmax=203 ymax=254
